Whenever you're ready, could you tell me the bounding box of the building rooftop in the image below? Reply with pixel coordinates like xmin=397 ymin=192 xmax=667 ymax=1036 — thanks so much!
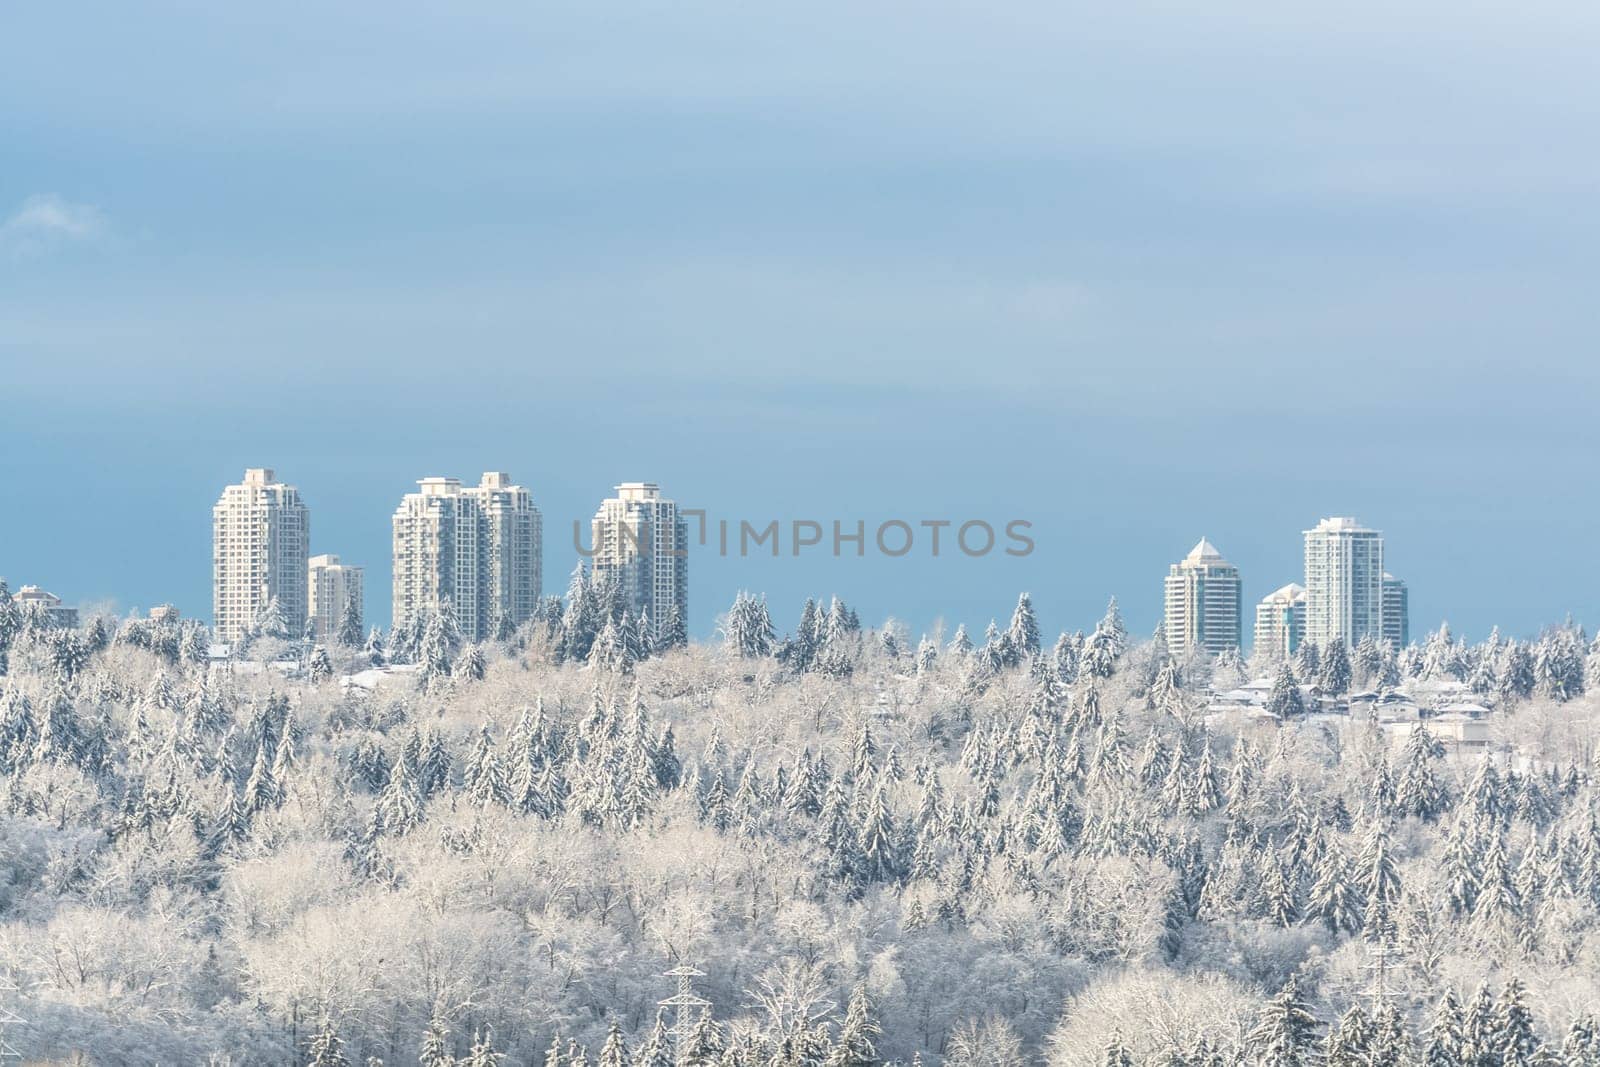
xmin=1260 ymin=582 xmax=1305 ymax=603
xmin=1437 ymin=702 xmax=1491 ymax=716
xmin=1184 ymin=537 xmax=1225 ymax=562
xmin=614 ymin=482 xmax=663 ymax=501
xmin=417 ymin=477 xmax=463 ymax=496
xmin=1307 ymin=516 xmax=1378 ymax=534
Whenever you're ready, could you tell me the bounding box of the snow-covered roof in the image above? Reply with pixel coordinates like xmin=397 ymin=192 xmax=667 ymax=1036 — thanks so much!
xmin=1309 ymin=516 xmax=1375 ymax=533
xmin=1204 ymin=706 xmax=1277 ymax=725
xmin=341 ymin=664 xmax=421 ymax=691
xmin=221 ymin=659 xmax=301 ymax=676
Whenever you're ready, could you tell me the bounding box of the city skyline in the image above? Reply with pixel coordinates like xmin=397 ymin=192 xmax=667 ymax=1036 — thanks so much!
xmin=19 ymin=463 xmax=1463 ymax=650
xmin=4 ymin=4 xmax=1597 ymax=1062
xmin=7 ymin=3 xmax=1599 ymax=654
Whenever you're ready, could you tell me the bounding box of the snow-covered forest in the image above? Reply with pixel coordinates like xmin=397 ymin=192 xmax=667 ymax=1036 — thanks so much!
xmin=3 ymin=574 xmax=1600 ymax=1067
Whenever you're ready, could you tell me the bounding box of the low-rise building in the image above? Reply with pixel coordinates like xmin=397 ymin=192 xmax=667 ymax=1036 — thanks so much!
xmin=12 ymin=585 xmax=78 ymax=629
xmin=1386 ymin=713 xmax=1491 ymax=754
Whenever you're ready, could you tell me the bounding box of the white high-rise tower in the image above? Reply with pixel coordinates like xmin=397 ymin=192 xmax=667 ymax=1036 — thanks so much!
xmin=1303 ymin=516 xmax=1384 ymax=648
xmin=391 ymin=472 xmax=542 ymax=642
xmin=591 ymin=482 xmax=687 ymax=645
xmin=1162 ymin=538 xmax=1242 ymax=658
xmin=212 ymin=468 xmax=310 ymax=643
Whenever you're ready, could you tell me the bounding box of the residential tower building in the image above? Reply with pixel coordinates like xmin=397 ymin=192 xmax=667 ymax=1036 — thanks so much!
xmin=590 ymin=482 xmax=687 ymax=645
xmin=1162 ymin=538 xmax=1242 ymax=658
xmin=391 ymin=472 xmax=542 ymax=642
xmin=1254 ymin=583 xmax=1306 ymax=662
xmin=1302 ymin=516 xmax=1384 ymax=648
xmin=212 ymin=468 xmax=309 ymax=643
xmin=308 ymin=554 xmax=364 ymax=644
xmin=1382 ymin=573 xmax=1410 ymax=650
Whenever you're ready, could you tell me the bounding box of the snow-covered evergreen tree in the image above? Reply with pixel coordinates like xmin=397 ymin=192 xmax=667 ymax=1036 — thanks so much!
xmin=464 ymin=1028 xmax=505 ymax=1067
xmin=1317 ymin=637 xmax=1352 ymax=694
xmin=420 ymin=1011 xmax=455 ymax=1067
xmin=1266 ymin=664 xmax=1305 ymax=719
xmin=455 ymin=643 xmax=488 ymax=682
xmin=598 ymin=1023 xmax=627 ymax=1067
xmin=1307 ymin=839 xmax=1364 ymax=935
xmin=1081 ymin=625 xmax=1119 ymax=680
xmin=378 ymin=748 xmax=424 ymax=834
xmin=308 ymin=645 xmax=334 ymax=683
xmin=1323 ymin=1003 xmax=1372 ymax=1067
xmin=1423 ymin=990 xmax=1466 ymax=1067
xmin=1100 ymin=1033 xmax=1134 ymax=1067
xmin=1006 ymin=593 xmax=1041 ymax=664
xmin=1360 ymin=821 xmax=1402 ymax=941
xmin=1245 ymin=974 xmax=1322 ymax=1067
xmin=308 ymin=1017 xmax=351 ymax=1067
xmin=1495 ymin=978 xmax=1542 ymax=1066
xmin=1396 ymin=724 xmax=1446 ymax=821
xmin=724 ymin=592 xmax=777 ymax=659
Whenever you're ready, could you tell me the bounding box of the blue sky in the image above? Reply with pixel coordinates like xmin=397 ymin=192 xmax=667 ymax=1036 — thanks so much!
xmin=3 ymin=1 xmax=1598 ymax=643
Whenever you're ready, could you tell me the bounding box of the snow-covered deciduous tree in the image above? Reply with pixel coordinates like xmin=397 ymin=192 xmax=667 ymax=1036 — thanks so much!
xmin=0 ymin=589 xmax=1594 ymax=1065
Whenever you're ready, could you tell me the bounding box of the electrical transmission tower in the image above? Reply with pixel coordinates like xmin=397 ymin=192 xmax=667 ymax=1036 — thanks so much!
xmin=0 ymin=973 xmax=23 ymax=1063
xmin=659 ymin=965 xmax=710 ymax=1050
xmin=1361 ymin=932 xmax=1401 ymax=1002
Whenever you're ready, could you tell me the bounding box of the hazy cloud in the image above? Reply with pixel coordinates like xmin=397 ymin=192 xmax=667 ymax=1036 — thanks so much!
xmin=1 ymin=194 xmax=106 ymax=256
